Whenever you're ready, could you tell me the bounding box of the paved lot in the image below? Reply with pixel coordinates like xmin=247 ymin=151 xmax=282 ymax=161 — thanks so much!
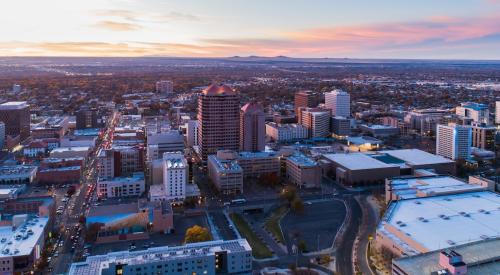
xmin=90 ymin=214 xmax=209 ymax=256
xmin=281 ymin=200 xmax=346 ymax=252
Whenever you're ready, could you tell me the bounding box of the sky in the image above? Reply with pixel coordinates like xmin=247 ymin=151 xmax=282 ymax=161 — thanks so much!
xmin=0 ymin=0 xmax=499 ymax=59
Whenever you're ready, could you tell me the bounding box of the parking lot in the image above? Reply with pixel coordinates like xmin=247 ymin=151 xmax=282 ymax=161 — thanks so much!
xmin=281 ymin=199 xmax=346 ymax=252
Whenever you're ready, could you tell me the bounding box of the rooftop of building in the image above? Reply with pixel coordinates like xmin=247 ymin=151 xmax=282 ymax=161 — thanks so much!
xmin=238 ymin=151 xmax=278 ymax=159
xmin=208 ymin=154 xmax=243 ymax=173
xmin=0 ymin=165 xmax=37 ymax=176
xmin=380 ymin=191 xmax=500 ymax=254
xmin=0 ymin=185 xmax=25 ymax=196
xmin=323 ymin=152 xmax=397 ymax=170
xmin=287 ymin=153 xmax=317 ymax=167
xmin=41 ymin=157 xmax=85 ymax=163
xmin=379 ymin=149 xmax=454 ymax=166
xmin=39 ymin=165 xmax=81 ymax=172
xmin=361 ymin=124 xmax=398 ymax=130
xmin=202 ymin=84 xmax=237 ymax=96
xmin=98 ymin=173 xmax=144 ymax=183
xmin=347 ymin=136 xmax=383 ymax=145
xmin=388 ymin=175 xmax=486 ymax=200
xmin=69 ymin=239 xmax=251 ymax=275
xmin=241 ymin=102 xmax=264 ymax=114
xmin=460 ymin=102 xmax=489 ymax=111
xmin=73 ymin=128 xmax=101 ymax=136
xmin=0 ymin=215 xmax=49 ymax=257
xmin=392 ymin=238 xmax=500 ymax=275
xmin=51 ymin=146 xmax=90 ymax=153
xmin=0 ymin=101 xmax=28 ymax=110
xmin=266 ymin=122 xmax=305 ymax=129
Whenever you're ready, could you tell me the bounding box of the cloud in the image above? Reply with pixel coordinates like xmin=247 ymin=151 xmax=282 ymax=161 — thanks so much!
xmin=93 ymin=9 xmax=200 ymax=24
xmin=93 ymin=20 xmax=142 ymax=31
xmin=1 ymin=14 xmax=499 ymax=59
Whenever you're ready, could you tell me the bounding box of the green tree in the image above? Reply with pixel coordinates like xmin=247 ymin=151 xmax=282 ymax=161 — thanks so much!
xmin=281 ymin=185 xmax=297 ymax=202
xmin=291 ymin=197 xmax=304 ymax=214
xmin=184 ymin=225 xmax=212 ymax=244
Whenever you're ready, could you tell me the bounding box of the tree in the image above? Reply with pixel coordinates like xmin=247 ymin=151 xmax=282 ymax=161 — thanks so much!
xmin=281 ymin=185 xmax=297 ymax=202
xmin=298 ymin=240 xmax=307 ymax=252
xmin=184 ymin=225 xmax=212 ymax=244
xmin=291 ymin=197 xmax=304 ymax=214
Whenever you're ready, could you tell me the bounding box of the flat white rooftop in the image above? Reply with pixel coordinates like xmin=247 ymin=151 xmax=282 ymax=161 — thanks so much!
xmin=324 ymin=153 xmax=397 ymax=170
xmin=0 ymin=101 xmax=28 ymax=110
xmin=0 ymin=216 xmax=48 ymax=258
xmin=389 ymin=176 xmax=486 ymax=199
xmin=379 ymin=149 xmax=454 ymax=166
xmin=381 ymin=191 xmax=500 ymax=254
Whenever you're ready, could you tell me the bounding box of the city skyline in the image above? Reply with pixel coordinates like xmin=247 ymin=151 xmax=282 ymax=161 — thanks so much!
xmin=1 ymin=0 xmax=499 ymax=59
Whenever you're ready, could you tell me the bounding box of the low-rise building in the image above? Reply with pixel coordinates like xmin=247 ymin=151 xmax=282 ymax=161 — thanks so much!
xmin=392 ymin=238 xmax=500 ymax=275
xmin=22 ymin=141 xmax=47 ymax=157
xmin=375 ymin=191 xmax=500 ymax=257
xmin=37 ymin=166 xmax=82 ymax=185
xmin=85 ymin=200 xmax=173 ymax=243
xmin=50 ymin=146 xmax=90 ymax=159
xmin=0 ymin=215 xmax=49 ymax=274
xmin=359 ymin=124 xmax=399 ymax=137
xmin=385 ymin=175 xmax=489 ymax=203
xmin=237 ymin=151 xmax=281 ymax=178
xmin=0 ymin=185 xmax=25 ymax=201
xmin=69 ymin=239 xmax=252 ymax=275
xmin=0 ymin=166 xmax=38 ymax=185
xmin=208 ymin=151 xmax=244 ymax=195
xmin=97 ymin=173 xmax=145 ymax=199
xmin=285 ymin=153 xmax=321 ymax=188
xmin=323 ymin=153 xmax=400 ymax=186
xmin=265 ymin=122 xmax=308 ymax=142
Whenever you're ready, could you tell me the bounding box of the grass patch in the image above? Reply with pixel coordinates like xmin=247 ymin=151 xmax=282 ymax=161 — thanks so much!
xmin=229 ymin=213 xmax=272 ymax=259
xmin=264 ymin=205 xmax=288 ymax=243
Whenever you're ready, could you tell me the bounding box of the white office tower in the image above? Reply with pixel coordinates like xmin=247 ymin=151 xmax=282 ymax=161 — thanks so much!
xmin=455 ymin=102 xmax=490 ymax=125
xmin=162 ymin=152 xmax=187 ymax=201
xmin=156 ymin=80 xmax=173 ymax=95
xmin=496 ymin=101 xmax=500 ymax=124
xmin=436 ymin=123 xmax=471 ymax=160
xmin=325 ymin=89 xmax=350 ymax=117
xmin=186 ymin=119 xmax=199 ymax=147
xmin=12 ymin=84 xmax=21 ymax=93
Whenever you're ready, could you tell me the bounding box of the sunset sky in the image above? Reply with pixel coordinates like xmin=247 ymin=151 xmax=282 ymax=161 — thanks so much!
xmin=1 ymin=0 xmax=499 ymax=59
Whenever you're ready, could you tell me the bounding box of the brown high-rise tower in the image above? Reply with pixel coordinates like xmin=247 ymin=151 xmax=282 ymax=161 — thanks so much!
xmin=197 ymin=84 xmax=240 ymax=161
xmin=240 ymin=102 xmax=265 ymax=152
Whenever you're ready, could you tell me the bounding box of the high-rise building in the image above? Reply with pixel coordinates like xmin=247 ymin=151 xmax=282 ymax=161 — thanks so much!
xmin=197 ymin=84 xmax=240 ymax=161
xmin=186 ymin=119 xmax=199 ymax=147
xmin=294 ymin=90 xmax=318 ymax=115
xmin=331 ymin=116 xmax=351 ymax=137
xmin=470 ymin=123 xmax=496 ymax=151
xmin=496 ymin=101 xmax=500 ymax=124
xmin=75 ymin=108 xmax=98 ymax=129
xmin=0 ymin=101 xmax=30 ymax=141
xmin=156 ymin=80 xmax=173 ymax=95
xmin=163 ymin=152 xmax=187 ymax=201
xmin=436 ymin=123 xmax=471 ymax=160
xmin=12 ymin=84 xmax=21 ymax=93
xmin=455 ymin=102 xmax=490 ymax=125
xmin=240 ymin=102 xmax=265 ymax=152
xmin=325 ymin=89 xmax=350 ymax=117
xmin=300 ymin=108 xmax=331 ymax=138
